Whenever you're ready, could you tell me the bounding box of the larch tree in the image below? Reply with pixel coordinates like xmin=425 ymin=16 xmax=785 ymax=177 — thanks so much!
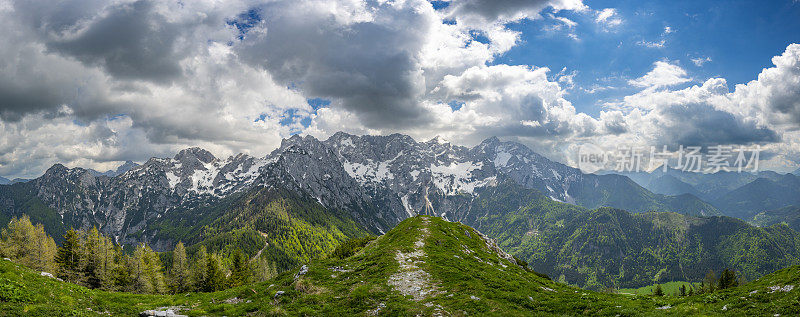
xmin=0 ymin=215 xmax=56 ymax=273
xmin=190 ymin=246 xmax=209 ymax=292
xmin=170 ymin=241 xmax=190 ymax=293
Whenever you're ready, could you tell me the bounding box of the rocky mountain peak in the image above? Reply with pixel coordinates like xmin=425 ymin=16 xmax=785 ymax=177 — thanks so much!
xmin=426 ymin=135 xmax=449 ymax=144
xmin=44 ymin=163 xmax=69 ymax=175
xmin=115 ymin=160 xmax=139 ymax=174
xmin=174 ymin=147 xmax=216 ymax=164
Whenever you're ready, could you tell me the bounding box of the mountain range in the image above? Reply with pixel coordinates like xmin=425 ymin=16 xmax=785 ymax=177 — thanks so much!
xmin=1 ymin=132 xmax=797 ymax=289
xmin=0 ymin=176 xmax=30 ymax=185
xmin=614 ymin=167 xmax=800 ymax=222
xmin=1 ymin=133 xmax=719 ymax=244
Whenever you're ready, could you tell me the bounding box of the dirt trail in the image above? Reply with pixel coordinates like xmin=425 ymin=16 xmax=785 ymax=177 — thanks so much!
xmin=388 ymin=217 xmax=438 ymax=301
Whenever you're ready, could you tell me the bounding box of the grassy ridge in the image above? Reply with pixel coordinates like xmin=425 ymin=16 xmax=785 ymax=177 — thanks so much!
xmin=1 ymin=216 xmax=800 ymax=316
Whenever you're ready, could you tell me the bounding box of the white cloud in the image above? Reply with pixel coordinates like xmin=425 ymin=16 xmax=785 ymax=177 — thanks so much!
xmin=629 ymin=61 xmax=691 ymax=89
xmin=692 ymin=56 xmax=712 ymax=66
xmin=636 ymin=39 xmax=666 ymax=48
xmin=595 ymin=8 xmax=622 ymax=29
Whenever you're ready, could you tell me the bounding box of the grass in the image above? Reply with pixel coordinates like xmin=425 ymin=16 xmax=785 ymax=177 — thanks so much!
xmin=619 ymin=281 xmax=701 ymax=296
xmin=1 ymin=216 xmax=799 ymax=316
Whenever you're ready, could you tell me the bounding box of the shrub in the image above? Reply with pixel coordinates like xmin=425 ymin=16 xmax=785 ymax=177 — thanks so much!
xmin=330 ymin=236 xmax=376 ymax=259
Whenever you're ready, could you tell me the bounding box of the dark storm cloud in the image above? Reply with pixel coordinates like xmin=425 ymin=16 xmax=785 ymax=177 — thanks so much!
xmin=235 ymin=1 xmax=433 ymax=129
xmin=655 ymin=102 xmax=779 ymax=147
xmin=45 ymin=0 xmax=185 ymax=83
xmin=445 ymin=0 xmax=582 ymax=23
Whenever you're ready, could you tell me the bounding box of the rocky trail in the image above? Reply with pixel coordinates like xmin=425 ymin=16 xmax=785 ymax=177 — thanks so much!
xmin=388 ymin=217 xmax=439 ymax=302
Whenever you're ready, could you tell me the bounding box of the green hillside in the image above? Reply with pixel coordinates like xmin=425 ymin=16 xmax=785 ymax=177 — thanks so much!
xmin=147 ymin=186 xmax=371 ymax=271
xmin=0 ymin=182 xmax=68 ymax=243
xmin=750 ymin=205 xmax=800 ymax=232
xmin=572 ymin=174 xmax=721 ymax=217
xmin=466 ymin=181 xmax=800 ymax=290
xmin=2 ymin=216 xmax=800 ymax=316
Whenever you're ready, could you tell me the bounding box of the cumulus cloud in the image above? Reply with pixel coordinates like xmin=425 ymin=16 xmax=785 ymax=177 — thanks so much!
xmin=444 ymin=0 xmax=586 ymax=26
xmin=724 ymin=44 xmax=800 ymax=129
xmin=628 ymin=61 xmax=691 ymax=89
xmin=0 ymin=0 xmax=310 ymax=177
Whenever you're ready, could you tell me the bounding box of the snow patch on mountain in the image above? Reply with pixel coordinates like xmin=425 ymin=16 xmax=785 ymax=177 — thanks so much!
xmin=342 ymin=160 xmax=395 ymax=184
xmin=430 ymin=161 xmax=484 ymax=195
xmin=165 ymin=172 xmax=180 ymax=188
xmin=494 ymin=152 xmax=513 ymax=168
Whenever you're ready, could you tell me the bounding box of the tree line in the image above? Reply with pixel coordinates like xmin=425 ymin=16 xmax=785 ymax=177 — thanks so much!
xmin=0 ymin=215 xmax=277 ymax=294
xmin=652 ymin=268 xmax=743 ymax=297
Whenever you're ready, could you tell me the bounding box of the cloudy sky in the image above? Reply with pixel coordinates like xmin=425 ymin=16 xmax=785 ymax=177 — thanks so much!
xmin=1 ymin=0 xmax=799 ymax=178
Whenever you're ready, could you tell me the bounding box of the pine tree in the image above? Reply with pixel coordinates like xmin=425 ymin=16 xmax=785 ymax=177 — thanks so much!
xmin=56 ymin=229 xmax=83 ymax=283
xmin=33 ymin=223 xmax=58 ymax=273
xmin=653 ymin=284 xmax=664 ymax=296
xmin=144 ymin=245 xmax=166 ymax=294
xmin=97 ymin=232 xmax=119 ymax=289
xmin=718 ymin=268 xmax=739 ymax=290
xmin=228 ymin=249 xmax=251 ymax=288
xmin=170 ymin=241 xmax=190 ymax=293
xmin=111 ymin=244 xmax=132 ymax=292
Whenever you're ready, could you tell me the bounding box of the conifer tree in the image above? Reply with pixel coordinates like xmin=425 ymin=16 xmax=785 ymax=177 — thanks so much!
xmin=190 ymin=246 xmax=209 ymax=292
xmin=252 ymin=255 xmax=277 ymax=282
xmin=703 ymin=270 xmax=717 ymax=293
xmin=34 ymin=223 xmax=58 ymax=273
xmin=129 ymin=243 xmax=166 ymax=294
xmin=56 ymin=229 xmax=83 ymax=283
xmin=228 ymin=249 xmax=251 ymax=288
xmin=82 ymin=227 xmax=102 ymax=288
xmin=170 ymin=241 xmax=190 ymax=293
xmin=0 ymin=215 xmax=57 ymax=273
xmin=718 ymin=268 xmax=739 ymax=290
xmin=111 ymin=244 xmax=132 ymax=291
xmin=203 ymin=253 xmax=226 ymax=292
xmin=653 ymin=284 xmax=664 ymax=296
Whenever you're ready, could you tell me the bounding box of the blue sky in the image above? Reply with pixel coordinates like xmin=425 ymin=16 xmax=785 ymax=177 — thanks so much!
xmin=493 ymin=0 xmax=800 ymax=116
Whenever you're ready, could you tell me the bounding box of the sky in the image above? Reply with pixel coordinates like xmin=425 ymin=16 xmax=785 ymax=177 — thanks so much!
xmin=0 ymin=0 xmax=799 ymax=178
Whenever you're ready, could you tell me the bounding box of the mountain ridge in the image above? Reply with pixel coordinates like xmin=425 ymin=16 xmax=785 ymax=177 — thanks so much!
xmin=2 ymin=132 xmax=720 ymax=247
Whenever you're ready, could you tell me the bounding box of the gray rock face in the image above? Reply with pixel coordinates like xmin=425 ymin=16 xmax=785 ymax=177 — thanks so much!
xmin=88 ymin=160 xmax=140 ymax=177
xmin=10 ymin=132 xmax=665 ymax=248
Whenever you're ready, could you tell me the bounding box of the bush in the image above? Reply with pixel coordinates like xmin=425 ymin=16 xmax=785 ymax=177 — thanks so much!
xmin=330 ymin=236 xmax=376 ymax=259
